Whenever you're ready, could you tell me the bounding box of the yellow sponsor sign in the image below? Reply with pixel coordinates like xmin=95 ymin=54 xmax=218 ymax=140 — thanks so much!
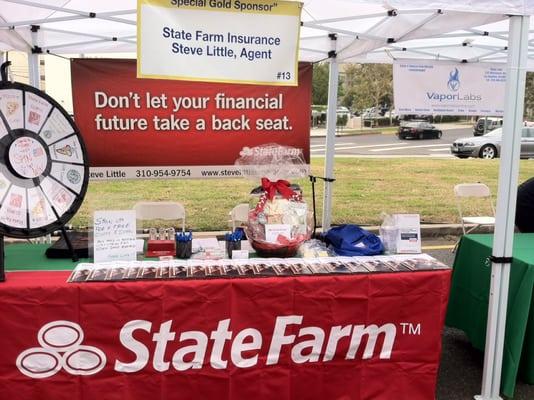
xmin=139 ymin=0 xmax=301 ymax=16
xmin=137 ymin=0 xmax=301 ymax=85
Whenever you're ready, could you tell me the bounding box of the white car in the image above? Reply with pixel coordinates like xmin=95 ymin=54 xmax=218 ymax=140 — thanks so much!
xmin=361 ymin=109 xmax=381 ymax=119
xmin=336 ymin=107 xmax=351 ymax=118
xmin=451 ymin=127 xmax=534 ymax=159
xmin=473 ymin=117 xmax=503 ymax=136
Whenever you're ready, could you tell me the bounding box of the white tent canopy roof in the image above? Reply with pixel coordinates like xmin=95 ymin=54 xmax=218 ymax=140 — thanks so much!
xmin=385 ymin=0 xmax=533 ymax=15
xmin=343 ymin=25 xmax=531 ymax=65
xmin=0 ymin=0 xmax=533 ymax=66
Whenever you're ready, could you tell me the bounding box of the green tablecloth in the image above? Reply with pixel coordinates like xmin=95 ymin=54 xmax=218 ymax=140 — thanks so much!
xmin=4 ymin=243 xmax=89 ymax=271
xmin=446 ymin=233 xmax=534 ymax=398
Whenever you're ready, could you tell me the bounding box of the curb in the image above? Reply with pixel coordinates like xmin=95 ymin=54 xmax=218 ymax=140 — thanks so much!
xmin=196 ymin=224 xmax=492 ymax=239
xmin=310 ymin=123 xmax=472 ymax=138
xmin=311 ymin=224 xmax=493 ymax=239
xmin=5 ymin=224 xmax=491 ymax=245
xmin=310 ymin=131 xmax=389 ymax=138
xmin=360 ymin=224 xmax=493 ymax=238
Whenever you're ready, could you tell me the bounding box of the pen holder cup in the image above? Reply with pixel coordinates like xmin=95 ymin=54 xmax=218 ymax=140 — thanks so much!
xmin=176 ymin=240 xmax=192 ymax=259
xmin=226 ymin=240 xmax=242 ymax=258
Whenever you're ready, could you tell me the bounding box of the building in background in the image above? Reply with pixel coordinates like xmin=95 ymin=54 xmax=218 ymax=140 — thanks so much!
xmin=2 ymin=52 xmax=134 ymax=115
xmin=1 ymin=51 xmax=46 ymax=90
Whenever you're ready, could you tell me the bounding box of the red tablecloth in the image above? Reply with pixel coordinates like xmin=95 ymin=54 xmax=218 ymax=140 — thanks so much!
xmin=0 ymin=270 xmax=451 ymax=400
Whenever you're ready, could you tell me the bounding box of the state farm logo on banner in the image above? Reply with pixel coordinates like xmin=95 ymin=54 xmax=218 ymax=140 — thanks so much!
xmin=16 ymin=321 xmax=106 ymax=378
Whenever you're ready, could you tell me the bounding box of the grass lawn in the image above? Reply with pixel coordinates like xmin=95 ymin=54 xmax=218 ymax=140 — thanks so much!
xmin=75 ymin=158 xmax=534 ymax=231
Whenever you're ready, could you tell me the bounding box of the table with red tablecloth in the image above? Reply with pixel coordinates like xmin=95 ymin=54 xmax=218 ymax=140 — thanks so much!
xmin=0 ymin=263 xmax=451 ymax=400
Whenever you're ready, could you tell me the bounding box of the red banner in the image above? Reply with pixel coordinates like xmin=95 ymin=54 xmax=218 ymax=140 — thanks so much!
xmin=70 ymin=59 xmax=311 ymax=179
xmin=0 ymin=270 xmax=451 ymax=400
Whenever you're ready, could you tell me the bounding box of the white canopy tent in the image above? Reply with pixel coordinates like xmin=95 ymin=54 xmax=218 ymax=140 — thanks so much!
xmin=0 ymin=1 xmax=527 ymax=58
xmin=0 ymin=1 xmax=532 ymax=65
xmin=0 ymin=1 xmax=533 ymax=399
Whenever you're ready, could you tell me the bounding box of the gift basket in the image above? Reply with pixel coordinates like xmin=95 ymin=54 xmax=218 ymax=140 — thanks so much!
xmin=235 ymin=144 xmax=312 ymax=257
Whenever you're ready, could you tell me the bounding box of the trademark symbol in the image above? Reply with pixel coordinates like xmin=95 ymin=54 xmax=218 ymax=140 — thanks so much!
xmin=400 ymin=322 xmax=421 ymax=335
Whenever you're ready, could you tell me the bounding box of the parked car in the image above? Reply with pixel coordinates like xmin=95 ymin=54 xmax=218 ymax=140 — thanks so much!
xmin=399 ymin=114 xmax=434 ymax=122
xmin=361 ymin=108 xmax=381 ymax=119
xmin=473 ymin=117 xmax=503 ymax=136
xmin=336 ymin=106 xmax=351 ymax=118
xmin=397 ymin=121 xmax=442 ymax=140
xmin=451 ymin=127 xmax=534 ymax=159
xmin=379 ymin=106 xmax=389 ymax=116
xmin=386 ymin=109 xmax=398 ymax=120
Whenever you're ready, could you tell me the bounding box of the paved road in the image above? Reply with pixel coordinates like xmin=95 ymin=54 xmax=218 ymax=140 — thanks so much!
xmin=310 ymin=127 xmax=472 ymax=158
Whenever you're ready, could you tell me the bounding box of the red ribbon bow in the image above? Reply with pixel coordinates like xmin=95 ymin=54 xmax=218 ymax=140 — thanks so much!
xmin=261 ymin=178 xmax=295 ymax=200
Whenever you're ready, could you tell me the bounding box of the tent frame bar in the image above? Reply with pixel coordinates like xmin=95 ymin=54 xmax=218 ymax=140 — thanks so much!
xmin=467 ymin=48 xmax=508 ymax=63
xmin=309 ymin=11 xmax=390 ymax=24
xmin=39 ymin=27 xmax=136 ymax=43
xmin=43 ymin=38 xmax=135 ymax=52
xmin=307 ymin=8 xmax=440 ymax=25
xmin=0 ymin=4 xmax=136 ymax=28
xmin=322 ymin=33 xmax=338 ymax=231
xmin=27 ymin=24 xmax=38 ymax=88
xmin=468 ymin=28 xmax=508 ymax=42
xmin=388 ymin=45 xmax=462 ymax=62
xmin=303 ymin=22 xmax=387 ymax=43
xmin=394 ymin=10 xmax=442 ymax=42
xmin=2 ymin=0 xmax=135 ymax=19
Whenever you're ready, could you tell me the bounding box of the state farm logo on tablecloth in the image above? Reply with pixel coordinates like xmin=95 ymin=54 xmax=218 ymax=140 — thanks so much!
xmin=16 ymin=321 xmax=106 ymax=378
xmin=16 ymin=316 xmax=414 ymax=380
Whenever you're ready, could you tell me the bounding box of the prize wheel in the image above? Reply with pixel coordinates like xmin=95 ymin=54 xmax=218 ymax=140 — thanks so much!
xmin=0 ymin=80 xmax=89 ymax=238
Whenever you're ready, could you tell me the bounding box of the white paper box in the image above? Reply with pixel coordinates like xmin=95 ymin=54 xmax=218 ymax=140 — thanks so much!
xmin=394 ymin=214 xmax=421 ymax=254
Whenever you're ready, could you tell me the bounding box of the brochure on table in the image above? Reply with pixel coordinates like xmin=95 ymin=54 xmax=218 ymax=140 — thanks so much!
xmin=68 ymin=254 xmax=450 ymax=283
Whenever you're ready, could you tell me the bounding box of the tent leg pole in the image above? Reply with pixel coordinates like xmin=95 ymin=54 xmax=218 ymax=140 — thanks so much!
xmin=322 ymin=34 xmax=338 ymax=231
xmin=28 ymin=25 xmax=40 ymax=89
xmin=475 ymin=15 xmax=529 ymax=400
xmin=309 ymin=175 xmax=318 ymax=238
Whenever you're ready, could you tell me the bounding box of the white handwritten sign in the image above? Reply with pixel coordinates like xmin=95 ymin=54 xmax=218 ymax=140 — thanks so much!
xmin=93 ymin=210 xmax=137 ymax=263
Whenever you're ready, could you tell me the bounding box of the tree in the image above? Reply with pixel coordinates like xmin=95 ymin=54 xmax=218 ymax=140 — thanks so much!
xmin=524 ymin=71 xmax=534 ymax=119
xmin=312 ymin=63 xmax=329 ymax=105
xmin=336 ymin=113 xmax=348 ymax=128
xmin=340 ymin=64 xmax=393 ymax=112
xmin=311 ymin=62 xmax=344 ymax=106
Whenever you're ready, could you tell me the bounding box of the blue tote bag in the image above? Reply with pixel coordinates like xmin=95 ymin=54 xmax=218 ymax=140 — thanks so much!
xmin=324 ymin=224 xmax=384 ymax=256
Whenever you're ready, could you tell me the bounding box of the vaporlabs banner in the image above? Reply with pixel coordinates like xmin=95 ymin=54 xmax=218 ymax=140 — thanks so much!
xmin=394 ymin=61 xmax=506 ymax=116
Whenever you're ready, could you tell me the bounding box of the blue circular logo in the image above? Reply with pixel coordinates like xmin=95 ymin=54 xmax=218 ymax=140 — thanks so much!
xmin=447 ymin=68 xmax=460 ymax=91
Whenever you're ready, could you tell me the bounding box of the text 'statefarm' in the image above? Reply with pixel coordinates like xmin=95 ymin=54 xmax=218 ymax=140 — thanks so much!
xmin=115 ymin=315 xmax=398 ymax=373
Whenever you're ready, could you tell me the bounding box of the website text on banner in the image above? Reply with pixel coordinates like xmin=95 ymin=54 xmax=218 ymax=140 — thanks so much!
xmin=70 ymin=59 xmax=311 ymax=180
xmin=137 ymin=0 xmax=302 ymax=86
xmin=393 ymin=61 xmax=506 ymax=116
xmin=3 ymin=269 xmax=451 ymax=400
